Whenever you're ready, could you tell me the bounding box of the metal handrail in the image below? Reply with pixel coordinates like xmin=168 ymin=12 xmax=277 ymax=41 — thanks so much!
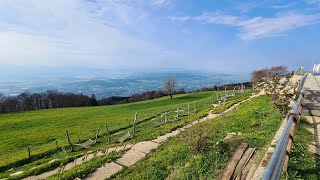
xmin=296 ymin=73 xmax=307 ymax=93
xmin=262 ymin=74 xmax=306 ymax=180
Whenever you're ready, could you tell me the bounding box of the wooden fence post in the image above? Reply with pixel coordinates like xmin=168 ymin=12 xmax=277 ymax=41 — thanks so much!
xmin=95 ymin=128 xmax=100 ymax=143
xmin=65 ymin=129 xmax=74 ymax=151
xmin=27 ymin=146 xmax=31 ymax=158
xmin=164 ymin=112 xmax=168 ymax=123
xmin=188 ymin=103 xmax=190 ymax=116
xmin=105 ymin=123 xmax=111 ymax=144
xmin=176 ymin=107 xmax=179 ymax=119
xmin=55 ymin=140 xmax=58 ymax=149
xmin=194 ymin=101 xmax=196 ymax=113
xmin=133 ymin=112 xmax=137 ymax=138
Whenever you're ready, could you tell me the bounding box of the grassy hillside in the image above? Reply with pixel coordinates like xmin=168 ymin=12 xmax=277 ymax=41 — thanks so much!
xmin=0 ymin=91 xmax=253 ymax=169
xmin=113 ymin=95 xmax=282 ymax=179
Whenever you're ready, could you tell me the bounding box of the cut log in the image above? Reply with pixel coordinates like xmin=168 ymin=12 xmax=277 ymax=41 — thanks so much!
xmin=232 ymin=148 xmax=255 ymax=179
xmin=242 ymin=151 xmax=260 ymax=180
xmin=220 ymin=143 xmax=248 ymax=180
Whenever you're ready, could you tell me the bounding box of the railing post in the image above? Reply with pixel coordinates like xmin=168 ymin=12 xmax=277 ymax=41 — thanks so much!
xmin=284 ymin=116 xmax=297 ymax=171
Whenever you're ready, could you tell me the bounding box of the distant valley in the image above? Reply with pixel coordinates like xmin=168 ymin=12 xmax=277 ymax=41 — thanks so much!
xmin=0 ymin=66 xmax=249 ymax=98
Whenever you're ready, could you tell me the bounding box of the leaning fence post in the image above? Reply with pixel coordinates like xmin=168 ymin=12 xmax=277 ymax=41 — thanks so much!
xmin=194 ymin=101 xmax=196 ymax=113
xmin=164 ymin=112 xmax=168 ymax=123
xmin=65 ymin=129 xmax=74 ymax=151
xmin=55 ymin=140 xmax=58 ymax=149
xmin=95 ymin=128 xmax=100 ymax=143
xmin=105 ymin=123 xmax=111 ymax=144
xmin=133 ymin=112 xmax=137 ymax=138
xmin=176 ymin=107 xmax=179 ymax=120
xmin=27 ymin=146 xmax=31 ymax=158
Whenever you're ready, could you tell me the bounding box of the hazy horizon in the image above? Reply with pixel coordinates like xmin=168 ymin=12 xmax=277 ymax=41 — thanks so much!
xmin=0 ymin=66 xmax=250 ymax=98
xmin=0 ymin=0 xmax=319 ymax=73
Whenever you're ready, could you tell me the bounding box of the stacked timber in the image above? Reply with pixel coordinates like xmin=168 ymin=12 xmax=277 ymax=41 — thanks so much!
xmin=220 ymin=143 xmax=259 ymax=180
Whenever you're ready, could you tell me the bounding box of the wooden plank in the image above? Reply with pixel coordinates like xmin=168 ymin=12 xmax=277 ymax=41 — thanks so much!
xmin=242 ymin=151 xmax=260 ymax=180
xmin=232 ymin=148 xmax=255 ymax=179
xmin=220 ymin=143 xmax=248 ymax=180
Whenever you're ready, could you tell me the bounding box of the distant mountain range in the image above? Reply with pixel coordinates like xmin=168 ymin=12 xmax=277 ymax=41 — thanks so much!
xmin=0 ymin=66 xmax=250 ymax=98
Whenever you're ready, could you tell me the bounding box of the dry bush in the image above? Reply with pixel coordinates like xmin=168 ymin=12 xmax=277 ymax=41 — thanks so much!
xmin=251 ymin=66 xmax=288 ymax=84
xmin=179 ymin=123 xmax=212 ymax=154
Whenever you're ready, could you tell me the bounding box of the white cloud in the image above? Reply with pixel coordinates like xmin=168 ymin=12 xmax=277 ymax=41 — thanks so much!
xmin=168 ymin=16 xmax=191 ymax=22
xmin=194 ymin=12 xmax=240 ymax=25
xmin=150 ymin=0 xmax=171 ymax=7
xmin=170 ymin=12 xmax=320 ymax=40
xmin=239 ymin=13 xmax=320 ymax=40
xmin=233 ymin=2 xmax=262 ymax=13
xmin=0 ymin=0 xmax=176 ymax=68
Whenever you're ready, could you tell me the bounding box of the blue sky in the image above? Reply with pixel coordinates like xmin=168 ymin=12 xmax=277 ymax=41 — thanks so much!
xmin=0 ymin=0 xmax=319 ymax=73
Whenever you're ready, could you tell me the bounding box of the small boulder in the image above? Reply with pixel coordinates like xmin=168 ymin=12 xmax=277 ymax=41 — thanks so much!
xmin=223 ymin=132 xmax=237 ymax=142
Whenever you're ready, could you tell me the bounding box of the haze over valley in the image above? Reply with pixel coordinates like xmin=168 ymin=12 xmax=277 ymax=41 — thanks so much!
xmin=0 ymin=66 xmax=249 ymax=98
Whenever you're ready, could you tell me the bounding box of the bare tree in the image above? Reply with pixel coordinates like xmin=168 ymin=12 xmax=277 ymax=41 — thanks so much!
xmin=251 ymin=66 xmax=288 ymax=83
xmin=163 ymin=76 xmax=177 ymax=99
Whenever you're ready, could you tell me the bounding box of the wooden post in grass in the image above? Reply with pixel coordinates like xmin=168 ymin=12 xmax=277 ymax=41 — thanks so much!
xmin=55 ymin=140 xmax=58 ymax=149
xmin=105 ymin=123 xmax=111 ymax=144
xmin=95 ymin=128 xmax=100 ymax=143
xmin=232 ymin=86 xmax=236 ymax=95
xmin=27 ymin=146 xmax=31 ymax=158
xmin=176 ymin=107 xmax=179 ymax=120
xmin=65 ymin=129 xmax=74 ymax=151
xmin=164 ymin=112 xmax=168 ymax=123
xmin=188 ymin=103 xmax=190 ymax=116
xmin=215 ymin=92 xmax=219 ymax=101
xmin=194 ymin=101 xmax=196 ymax=113
xmin=225 ymin=86 xmax=227 ymax=97
xmin=133 ymin=112 xmax=137 ymax=138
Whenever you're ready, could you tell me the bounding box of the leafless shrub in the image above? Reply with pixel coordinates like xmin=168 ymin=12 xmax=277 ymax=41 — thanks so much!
xmin=179 ymin=123 xmax=212 ymax=154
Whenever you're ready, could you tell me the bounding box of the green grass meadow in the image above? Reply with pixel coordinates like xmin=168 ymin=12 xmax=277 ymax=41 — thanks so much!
xmin=0 ymin=90 xmax=254 ymax=170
